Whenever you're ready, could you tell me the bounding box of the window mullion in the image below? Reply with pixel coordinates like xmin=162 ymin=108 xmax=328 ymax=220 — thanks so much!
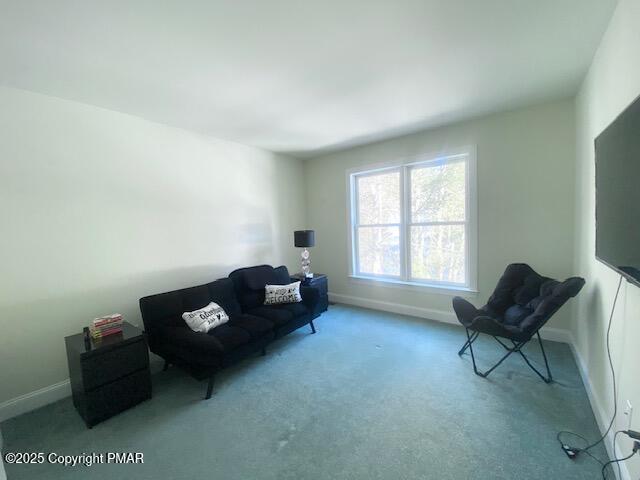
xmin=352 ymin=174 xmax=360 ymax=276
xmin=401 ymin=166 xmax=410 ymax=282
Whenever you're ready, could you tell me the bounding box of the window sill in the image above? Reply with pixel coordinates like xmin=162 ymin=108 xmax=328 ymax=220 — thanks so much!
xmin=348 ymin=275 xmax=478 ymax=297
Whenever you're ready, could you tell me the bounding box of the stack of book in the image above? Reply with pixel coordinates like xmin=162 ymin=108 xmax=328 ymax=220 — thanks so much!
xmin=90 ymin=314 xmax=124 ymax=339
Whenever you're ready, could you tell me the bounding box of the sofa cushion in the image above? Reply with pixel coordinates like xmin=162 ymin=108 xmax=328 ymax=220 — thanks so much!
xmin=207 ymin=278 xmax=242 ymax=316
xmin=159 ymin=341 xmax=222 ymax=368
xmin=229 ymin=264 xmax=293 ymax=311
xmin=159 ymin=325 xmax=225 ymax=355
xmin=229 ymin=313 xmax=274 ymax=339
xmin=243 ymin=290 xmax=266 ymax=310
xmin=181 ymin=285 xmax=212 ymax=312
xmin=140 ymin=278 xmax=242 ymax=340
xmin=244 ymin=265 xmax=279 ymax=290
xmin=207 ymin=324 xmax=251 ymax=351
xmin=272 ymin=266 xmax=292 ymax=284
xmin=141 ymin=297 xmax=186 ymax=333
xmin=247 ymin=306 xmax=294 ymax=326
xmin=157 ymin=319 xmax=252 ymax=357
xmin=274 ymin=302 xmax=309 ymax=317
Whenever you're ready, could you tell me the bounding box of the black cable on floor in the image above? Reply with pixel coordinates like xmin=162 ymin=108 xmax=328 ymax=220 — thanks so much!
xmin=601 ymin=448 xmax=637 ymax=479
xmin=599 ymin=430 xmax=626 ymax=479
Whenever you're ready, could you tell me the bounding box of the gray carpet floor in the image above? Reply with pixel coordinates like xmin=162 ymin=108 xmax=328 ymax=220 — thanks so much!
xmin=2 ymin=305 xmax=608 ymax=479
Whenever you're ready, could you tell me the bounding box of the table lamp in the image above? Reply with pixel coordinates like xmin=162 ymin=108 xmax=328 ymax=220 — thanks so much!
xmin=294 ymin=230 xmax=315 ymax=278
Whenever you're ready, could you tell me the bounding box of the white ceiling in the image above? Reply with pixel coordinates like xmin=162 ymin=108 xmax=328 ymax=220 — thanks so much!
xmin=0 ymin=1 xmax=616 ymax=158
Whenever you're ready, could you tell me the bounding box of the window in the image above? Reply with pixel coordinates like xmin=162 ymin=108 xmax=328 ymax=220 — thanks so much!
xmin=348 ymin=151 xmax=477 ymax=291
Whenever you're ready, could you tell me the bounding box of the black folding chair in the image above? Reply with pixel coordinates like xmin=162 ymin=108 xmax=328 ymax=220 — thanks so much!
xmin=453 ymin=264 xmax=584 ymax=382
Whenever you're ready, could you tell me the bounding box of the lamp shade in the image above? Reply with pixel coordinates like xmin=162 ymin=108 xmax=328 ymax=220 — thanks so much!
xmin=294 ymin=230 xmax=315 ymax=248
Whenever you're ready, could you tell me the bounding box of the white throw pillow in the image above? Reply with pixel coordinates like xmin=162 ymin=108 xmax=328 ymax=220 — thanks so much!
xmin=264 ymin=281 xmax=302 ymax=305
xmin=182 ymin=302 xmax=229 ymax=333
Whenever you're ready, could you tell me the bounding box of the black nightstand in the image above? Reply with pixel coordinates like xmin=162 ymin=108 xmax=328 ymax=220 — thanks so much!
xmin=291 ymin=273 xmax=328 ymax=318
xmin=65 ymin=322 xmax=151 ymax=428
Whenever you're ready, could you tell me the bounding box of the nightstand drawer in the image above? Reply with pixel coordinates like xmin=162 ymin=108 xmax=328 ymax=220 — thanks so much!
xmin=82 ymin=339 xmax=149 ymax=390
xmin=85 ymin=369 xmax=151 ymax=425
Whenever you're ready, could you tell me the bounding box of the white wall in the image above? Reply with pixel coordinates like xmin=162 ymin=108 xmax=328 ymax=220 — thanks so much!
xmin=304 ymin=100 xmax=576 ymax=331
xmin=573 ymin=0 xmax=640 ymax=478
xmin=0 ymin=86 xmax=305 ymax=406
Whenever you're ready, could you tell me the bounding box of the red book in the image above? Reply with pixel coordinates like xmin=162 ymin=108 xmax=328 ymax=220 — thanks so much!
xmin=92 ymin=314 xmax=123 ymax=326
xmin=92 ymin=316 xmax=123 ymax=327
xmin=93 ymin=320 xmax=123 ymax=329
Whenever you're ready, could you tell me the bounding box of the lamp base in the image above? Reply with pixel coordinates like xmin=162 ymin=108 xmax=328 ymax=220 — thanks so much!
xmin=300 ymin=248 xmax=312 ymax=278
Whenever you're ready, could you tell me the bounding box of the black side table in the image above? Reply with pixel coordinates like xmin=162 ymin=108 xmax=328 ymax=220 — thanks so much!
xmin=65 ymin=322 xmax=151 ymax=428
xmin=291 ymin=273 xmax=328 ymax=318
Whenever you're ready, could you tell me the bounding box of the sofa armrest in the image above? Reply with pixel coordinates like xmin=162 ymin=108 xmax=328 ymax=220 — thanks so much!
xmin=300 ymin=285 xmax=320 ymax=313
xmin=159 ymin=326 xmax=225 ymax=355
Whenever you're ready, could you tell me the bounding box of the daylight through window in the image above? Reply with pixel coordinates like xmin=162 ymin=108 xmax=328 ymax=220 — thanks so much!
xmin=349 ymin=152 xmax=476 ymax=290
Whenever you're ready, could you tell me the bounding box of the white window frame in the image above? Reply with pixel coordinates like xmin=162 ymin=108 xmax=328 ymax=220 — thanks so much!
xmin=346 ymin=148 xmax=478 ymax=293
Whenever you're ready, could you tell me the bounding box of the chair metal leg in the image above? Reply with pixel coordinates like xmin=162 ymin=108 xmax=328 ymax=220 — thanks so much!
xmin=310 ymin=320 xmax=316 ymax=334
xmin=536 ymin=332 xmax=553 ymax=382
xmin=471 ymin=343 xmax=523 ymax=378
xmin=493 ymin=336 xmax=513 ymax=351
xmin=516 ymin=333 xmax=552 ymax=383
xmin=462 ymin=330 xmax=553 ymax=383
xmin=458 ymin=330 xmax=479 ymax=355
xmin=508 ymin=334 xmax=552 ymax=383
xmin=465 ymin=329 xmax=481 ymax=376
xmin=205 ymin=375 xmax=215 ymax=400
xmin=517 ymin=350 xmax=552 ymax=383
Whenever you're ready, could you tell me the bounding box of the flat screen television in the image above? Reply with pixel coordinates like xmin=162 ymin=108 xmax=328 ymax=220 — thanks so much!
xmin=595 ymin=93 xmax=640 ymax=286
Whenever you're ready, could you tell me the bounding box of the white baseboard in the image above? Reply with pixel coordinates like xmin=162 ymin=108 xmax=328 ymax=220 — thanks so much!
xmin=329 ymin=292 xmax=458 ymax=325
xmin=539 ymin=326 xmax=572 ymax=344
xmin=329 ymin=292 xmax=572 ymax=344
xmin=0 ymin=358 xmax=165 ymax=423
xmin=569 ymin=335 xmax=630 ymax=480
xmin=0 ymin=379 xmax=71 ymax=423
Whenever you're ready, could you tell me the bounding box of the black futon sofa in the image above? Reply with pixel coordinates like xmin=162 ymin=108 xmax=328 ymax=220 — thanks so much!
xmin=139 ymin=265 xmax=319 ymax=399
